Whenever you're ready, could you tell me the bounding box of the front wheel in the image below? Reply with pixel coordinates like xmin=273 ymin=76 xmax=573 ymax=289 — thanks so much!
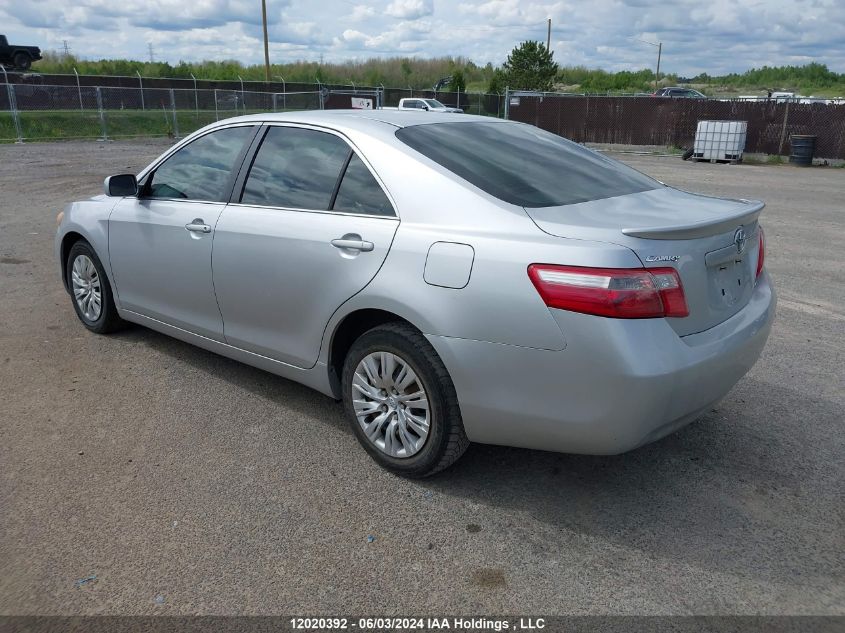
xmin=66 ymin=240 xmax=125 ymax=334
xmin=342 ymin=322 xmax=469 ymax=477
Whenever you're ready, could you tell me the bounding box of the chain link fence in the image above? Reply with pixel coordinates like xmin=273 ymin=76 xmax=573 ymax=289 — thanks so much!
xmin=1 ymin=71 xmax=507 ymax=143
xmin=0 ymin=83 xmax=323 ymax=142
xmin=504 ymin=90 xmax=845 ymax=159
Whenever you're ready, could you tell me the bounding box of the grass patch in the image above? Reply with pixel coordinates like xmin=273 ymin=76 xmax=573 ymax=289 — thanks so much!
xmin=766 ymin=154 xmax=785 ymax=165
xmin=0 ymin=109 xmax=295 ymax=142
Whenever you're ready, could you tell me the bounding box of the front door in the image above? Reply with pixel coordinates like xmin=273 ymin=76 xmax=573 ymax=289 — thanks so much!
xmin=212 ymin=125 xmax=399 ymax=368
xmin=108 ymin=125 xmax=256 ymax=340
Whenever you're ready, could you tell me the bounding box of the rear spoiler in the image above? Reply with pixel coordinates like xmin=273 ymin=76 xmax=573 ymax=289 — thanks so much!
xmin=622 ymin=199 xmax=764 ymax=240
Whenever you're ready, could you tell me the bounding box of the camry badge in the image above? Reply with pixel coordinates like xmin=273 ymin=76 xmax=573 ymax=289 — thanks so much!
xmin=734 ymin=227 xmax=747 ymax=254
xmin=645 ymin=255 xmax=680 ymax=262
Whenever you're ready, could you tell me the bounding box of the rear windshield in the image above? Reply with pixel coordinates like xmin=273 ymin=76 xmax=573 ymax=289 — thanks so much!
xmin=395 ymin=121 xmax=661 ymax=208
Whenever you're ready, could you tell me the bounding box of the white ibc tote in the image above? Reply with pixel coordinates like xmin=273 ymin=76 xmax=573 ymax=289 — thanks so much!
xmin=693 ymin=120 xmax=748 ymax=162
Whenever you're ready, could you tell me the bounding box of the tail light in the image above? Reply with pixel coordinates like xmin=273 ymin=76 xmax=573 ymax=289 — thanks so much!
xmin=756 ymin=227 xmax=765 ymax=279
xmin=528 ymin=264 xmax=689 ymax=319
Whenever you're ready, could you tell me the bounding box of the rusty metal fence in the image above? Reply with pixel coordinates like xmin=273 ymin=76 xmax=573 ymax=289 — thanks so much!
xmin=505 ymin=91 xmax=845 ymax=159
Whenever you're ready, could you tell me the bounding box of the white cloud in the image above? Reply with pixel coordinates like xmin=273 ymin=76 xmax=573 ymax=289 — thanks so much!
xmin=349 ymin=4 xmax=377 ymax=21
xmin=385 ymin=0 xmax=434 ymax=20
xmin=1 ymin=0 xmax=843 ymax=75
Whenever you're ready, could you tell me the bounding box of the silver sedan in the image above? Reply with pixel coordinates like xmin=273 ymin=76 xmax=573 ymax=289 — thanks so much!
xmin=56 ymin=110 xmax=776 ymax=477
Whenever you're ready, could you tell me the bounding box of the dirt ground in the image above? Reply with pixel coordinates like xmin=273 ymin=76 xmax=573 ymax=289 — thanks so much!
xmin=0 ymin=140 xmax=843 ymax=616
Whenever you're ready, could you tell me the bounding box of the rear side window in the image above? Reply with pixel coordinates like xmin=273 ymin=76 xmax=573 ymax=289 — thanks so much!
xmin=395 ymin=122 xmax=660 ymax=208
xmin=241 ymin=126 xmax=349 ymax=210
xmin=333 ymin=154 xmax=394 ymax=216
xmin=147 ymin=126 xmax=254 ymax=201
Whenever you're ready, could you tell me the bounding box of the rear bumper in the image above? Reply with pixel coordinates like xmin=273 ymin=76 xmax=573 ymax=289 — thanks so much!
xmin=426 ymin=272 xmax=776 ymax=455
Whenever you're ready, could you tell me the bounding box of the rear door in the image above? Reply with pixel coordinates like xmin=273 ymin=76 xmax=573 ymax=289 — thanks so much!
xmin=108 ymin=124 xmax=257 ymax=340
xmin=212 ymin=124 xmax=399 ymax=368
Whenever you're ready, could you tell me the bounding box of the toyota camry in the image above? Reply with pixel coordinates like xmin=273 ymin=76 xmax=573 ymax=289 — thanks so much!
xmin=56 ymin=110 xmax=775 ymax=477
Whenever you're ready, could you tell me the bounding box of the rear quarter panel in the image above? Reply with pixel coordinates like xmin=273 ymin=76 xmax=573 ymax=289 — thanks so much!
xmin=318 ymin=131 xmax=644 ymax=358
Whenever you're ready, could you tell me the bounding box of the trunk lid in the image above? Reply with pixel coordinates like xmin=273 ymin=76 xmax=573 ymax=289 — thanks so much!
xmin=524 ymin=187 xmax=764 ymax=336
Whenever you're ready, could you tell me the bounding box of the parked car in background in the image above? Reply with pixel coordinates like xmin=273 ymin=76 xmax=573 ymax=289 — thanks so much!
xmin=395 ymin=98 xmax=463 ymax=113
xmin=653 ymin=87 xmax=707 ymax=98
xmin=0 ymin=34 xmax=42 ymax=70
xmin=56 ymin=111 xmax=774 ymax=477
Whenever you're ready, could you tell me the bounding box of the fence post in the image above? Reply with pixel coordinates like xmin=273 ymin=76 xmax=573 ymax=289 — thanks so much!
xmin=136 ymin=71 xmax=145 ymax=111
xmin=7 ymin=84 xmax=23 ymax=143
xmin=777 ymin=100 xmax=791 ymax=156
xmin=504 ymin=87 xmax=510 ymax=119
xmin=214 ymin=89 xmax=219 ymax=121
xmin=190 ymin=73 xmax=198 ymax=118
xmin=170 ymin=89 xmax=179 ymax=139
xmin=73 ymin=67 xmax=83 ymax=111
xmin=96 ymin=87 xmax=108 ymax=141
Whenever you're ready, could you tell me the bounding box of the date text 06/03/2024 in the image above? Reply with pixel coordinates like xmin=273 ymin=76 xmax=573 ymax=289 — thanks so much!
xmin=289 ymin=617 xmax=546 ymax=630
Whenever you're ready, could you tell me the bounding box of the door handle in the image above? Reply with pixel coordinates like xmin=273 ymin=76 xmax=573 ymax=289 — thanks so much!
xmin=331 ymin=238 xmax=374 ymax=252
xmin=185 ymin=219 xmax=212 ymax=234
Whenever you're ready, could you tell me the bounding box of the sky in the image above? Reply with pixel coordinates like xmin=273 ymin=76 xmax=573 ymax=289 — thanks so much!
xmin=2 ymin=0 xmax=844 ymax=75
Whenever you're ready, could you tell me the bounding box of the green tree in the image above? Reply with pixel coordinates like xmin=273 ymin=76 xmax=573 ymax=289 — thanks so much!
xmin=401 ymin=59 xmax=412 ymax=85
xmin=487 ymin=69 xmax=507 ymax=94
xmin=502 ymin=40 xmax=558 ymax=91
xmin=451 ymin=69 xmax=467 ymax=93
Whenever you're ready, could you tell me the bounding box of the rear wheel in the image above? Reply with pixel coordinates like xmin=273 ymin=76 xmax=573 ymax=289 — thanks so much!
xmin=13 ymin=53 xmax=31 ymax=70
xmin=341 ymin=322 xmax=469 ymax=477
xmin=66 ymin=241 xmax=124 ymax=334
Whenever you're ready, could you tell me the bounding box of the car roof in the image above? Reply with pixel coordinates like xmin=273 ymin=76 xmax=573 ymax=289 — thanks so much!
xmin=221 ymin=109 xmax=505 ymax=132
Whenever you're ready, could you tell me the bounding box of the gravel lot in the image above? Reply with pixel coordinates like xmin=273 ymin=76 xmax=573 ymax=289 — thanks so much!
xmin=1 ymin=140 xmax=843 ymax=616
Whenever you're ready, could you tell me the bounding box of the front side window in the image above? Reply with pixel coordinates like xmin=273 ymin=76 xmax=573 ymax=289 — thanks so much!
xmin=395 ymin=121 xmax=661 ymax=208
xmin=424 ymin=100 xmax=444 ymax=108
xmin=147 ymin=126 xmax=254 ymax=201
xmin=241 ymin=127 xmax=349 ymax=210
xmin=333 ymin=154 xmax=394 ymax=216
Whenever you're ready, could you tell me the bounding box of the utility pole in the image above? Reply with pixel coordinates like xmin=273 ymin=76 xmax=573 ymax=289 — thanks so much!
xmin=655 ymin=42 xmax=662 ymax=89
xmin=147 ymin=43 xmax=155 ymax=63
xmin=261 ymin=0 xmax=271 ymax=82
xmin=62 ymin=40 xmax=71 ymax=58
xmin=546 ymin=18 xmax=551 ymax=52
xmin=633 ymin=38 xmax=662 ymax=91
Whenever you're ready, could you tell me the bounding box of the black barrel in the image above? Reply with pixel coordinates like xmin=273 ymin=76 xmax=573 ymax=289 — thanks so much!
xmin=789 ymin=135 xmax=816 ymax=166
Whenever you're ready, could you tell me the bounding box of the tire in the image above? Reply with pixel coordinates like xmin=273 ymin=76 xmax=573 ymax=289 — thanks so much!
xmin=682 ymin=147 xmax=694 ymax=161
xmin=341 ymin=322 xmax=469 ymax=477
xmin=66 ymin=240 xmax=125 ymax=334
xmin=13 ymin=53 xmax=31 ymax=71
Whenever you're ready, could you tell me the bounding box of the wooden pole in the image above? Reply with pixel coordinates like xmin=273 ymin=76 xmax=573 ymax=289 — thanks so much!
xmin=262 ymin=0 xmax=271 ymax=83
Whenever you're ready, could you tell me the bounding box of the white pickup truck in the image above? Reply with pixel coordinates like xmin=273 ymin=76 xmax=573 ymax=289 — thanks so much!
xmin=390 ymin=98 xmax=464 ymax=113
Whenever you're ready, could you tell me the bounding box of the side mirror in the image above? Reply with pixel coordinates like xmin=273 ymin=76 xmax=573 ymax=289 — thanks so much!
xmin=422 ymin=105 xmax=429 ymax=111
xmin=104 ymin=174 xmax=138 ymax=197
